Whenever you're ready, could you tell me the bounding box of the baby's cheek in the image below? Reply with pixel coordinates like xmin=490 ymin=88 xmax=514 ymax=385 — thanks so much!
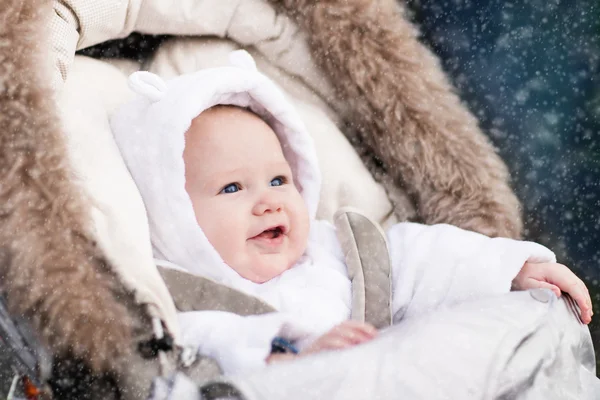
xmin=289 ymin=232 xmax=308 ymax=266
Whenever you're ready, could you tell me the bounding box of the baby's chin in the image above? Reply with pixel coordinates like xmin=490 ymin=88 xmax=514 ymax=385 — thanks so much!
xmin=238 ymin=257 xmax=296 ymax=284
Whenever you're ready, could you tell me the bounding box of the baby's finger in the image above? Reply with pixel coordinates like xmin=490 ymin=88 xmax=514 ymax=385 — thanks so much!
xmin=320 ymin=335 xmax=357 ymax=350
xmin=336 ymin=321 xmax=378 ymax=339
xmin=528 ymin=280 xmax=562 ymax=298
xmin=333 ymin=326 xmax=375 ymax=345
xmin=573 ymin=292 xmax=593 ymax=325
xmin=573 ymin=283 xmax=593 ymax=324
xmin=545 ymin=266 xmax=591 ymax=307
xmin=564 ymin=278 xmax=591 ymax=312
xmin=303 ymin=334 xmax=352 ymax=354
xmin=548 ymin=270 xmax=593 ymax=323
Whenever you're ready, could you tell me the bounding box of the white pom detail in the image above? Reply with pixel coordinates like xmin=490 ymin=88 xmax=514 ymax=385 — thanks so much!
xmin=228 ymin=50 xmax=257 ymax=71
xmin=128 ymin=71 xmax=167 ymax=103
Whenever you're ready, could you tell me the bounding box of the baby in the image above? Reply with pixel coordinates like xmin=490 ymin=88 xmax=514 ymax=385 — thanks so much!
xmin=111 ymin=51 xmax=592 ymax=374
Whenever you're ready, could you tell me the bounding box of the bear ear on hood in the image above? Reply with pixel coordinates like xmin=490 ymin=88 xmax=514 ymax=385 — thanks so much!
xmin=128 ymin=71 xmax=167 ymax=103
xmin=228 ymin=50 xmax=257 ymax=72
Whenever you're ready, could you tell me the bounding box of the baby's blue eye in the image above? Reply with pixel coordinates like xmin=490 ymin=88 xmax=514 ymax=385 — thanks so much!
xmin=221 ymin=183 xmax=241 ymax=194
xmin=270 ymin=176 xmax=286 ymax=187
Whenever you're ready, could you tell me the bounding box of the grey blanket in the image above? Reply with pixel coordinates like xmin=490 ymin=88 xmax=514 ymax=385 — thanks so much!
xmin=227 ymin=290 xmax=599 ymax=400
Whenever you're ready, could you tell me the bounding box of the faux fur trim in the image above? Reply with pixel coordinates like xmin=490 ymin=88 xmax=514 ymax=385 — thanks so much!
xmin=269 ymin=0 xmax=523 ymax=238
xmin=0 ymin=0 xmax=133 ymax=373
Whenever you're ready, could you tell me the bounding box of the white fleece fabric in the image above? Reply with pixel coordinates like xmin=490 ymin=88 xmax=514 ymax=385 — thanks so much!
xmin=111 ymin=51 xmax=557 ymax=376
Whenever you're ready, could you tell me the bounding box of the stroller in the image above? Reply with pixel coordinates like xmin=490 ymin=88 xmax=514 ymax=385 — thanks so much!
xmin=0 ymin=0 xmax=598 ymax=398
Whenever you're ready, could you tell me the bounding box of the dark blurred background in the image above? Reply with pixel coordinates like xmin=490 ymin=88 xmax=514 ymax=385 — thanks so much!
xmin=406 ymin=0 xmax=600 ymax=367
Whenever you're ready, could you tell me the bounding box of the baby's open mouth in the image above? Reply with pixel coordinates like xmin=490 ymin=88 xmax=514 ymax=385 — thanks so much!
xmin=254 ymin=225 xmax=285 ymax=240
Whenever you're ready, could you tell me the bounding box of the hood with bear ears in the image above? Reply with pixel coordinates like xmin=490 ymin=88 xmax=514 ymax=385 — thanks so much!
xmin=111 ymin=50 xmax=321 ymax=286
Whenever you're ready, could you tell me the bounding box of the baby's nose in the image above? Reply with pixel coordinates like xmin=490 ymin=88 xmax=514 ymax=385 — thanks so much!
xmin=253 ymin=196 xmax=283 ymax=215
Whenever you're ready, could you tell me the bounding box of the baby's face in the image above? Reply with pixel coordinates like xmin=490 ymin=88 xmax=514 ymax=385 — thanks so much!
xmin=183 ymin=106 xmax=310 ymax=283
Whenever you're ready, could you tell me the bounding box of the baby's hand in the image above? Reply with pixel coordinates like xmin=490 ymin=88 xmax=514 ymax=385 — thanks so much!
xmin=513 ymin=261 xmax=593 ymax=324
xmin=265 ymin=321 xmax=377 ymax=364
xmin=302 ymin=321 xmax=378 ymax=355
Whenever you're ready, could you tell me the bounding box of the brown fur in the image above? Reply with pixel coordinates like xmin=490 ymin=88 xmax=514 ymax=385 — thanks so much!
xmin=268 ymin=0 xmax=523 ymax=238
xmin=0 ymin=0 xmax=133 ymax=373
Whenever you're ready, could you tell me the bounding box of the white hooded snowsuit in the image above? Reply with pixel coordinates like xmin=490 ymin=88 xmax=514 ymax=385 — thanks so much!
xmin=110 ymin=51 xmax=556 ymax=375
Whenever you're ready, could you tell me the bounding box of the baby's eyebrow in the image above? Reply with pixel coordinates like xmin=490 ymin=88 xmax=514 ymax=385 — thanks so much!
xmin=269 ymin=161 xmax=293 ymax=172
xmin=216 ymin=167 xmax=246 ymax=176
xmin=204 ymin=169 xmax=244 ymax=186
xmin=203 ymin=162 xmax=291 ymax=186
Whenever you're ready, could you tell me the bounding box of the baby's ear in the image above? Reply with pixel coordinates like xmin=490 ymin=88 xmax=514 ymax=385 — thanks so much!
xmin=229 ymin=50 xmax=257 ymax=72
xmin=128 ymin=71 xmax=167 ymax=102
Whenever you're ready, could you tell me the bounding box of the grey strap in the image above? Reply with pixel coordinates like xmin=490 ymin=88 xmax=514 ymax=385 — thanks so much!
xmin=334 ymin=208 xmax=393 ymax=329
xmin=158 ymin=267 xmax=275 ymax=316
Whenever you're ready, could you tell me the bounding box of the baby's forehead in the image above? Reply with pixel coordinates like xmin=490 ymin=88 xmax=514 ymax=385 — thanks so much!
xmin=185 ymin=105 xmax=288 ymax=161
xmin=189 ymin=105 xmax=278 ymax=140
xmin=195 ymin=105 xmax=261 ymax=123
